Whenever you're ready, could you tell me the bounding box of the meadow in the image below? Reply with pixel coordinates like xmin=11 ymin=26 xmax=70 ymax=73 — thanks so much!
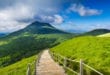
xmin=0 ymin=55 xmax=37 ymax=75
xmin=51 ymin=36 xmax=110 ymax=75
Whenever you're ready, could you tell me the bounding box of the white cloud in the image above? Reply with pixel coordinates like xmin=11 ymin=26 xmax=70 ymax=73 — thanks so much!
xmin=35 ymin=14 xmax=63 ymax=24
xmin=0 ymin=0 xmax=64 ymax=32
xmin=0 ymin=0 xmax=106 ymax=33
xmin=53 ymin=15 xmax=63 ymax=24
xmin=0 ymin=4 xmax=34 ymax=21
xmin=0 ymin=20 xmax=28 ymax=33
xmin=69 ymin=4 xmax=102 ymax=16
xmin=0 ymin=4 xmax=34 ymax=32
xmin=89 ymin=24 xmax=110 ymax=30
xmin=54 ymin=21 xmax=110 ymax=33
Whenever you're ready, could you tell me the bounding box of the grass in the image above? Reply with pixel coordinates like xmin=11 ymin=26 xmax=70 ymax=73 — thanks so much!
xmin=0 ymin=55 xmax=37 ymax=75
xmin=0 ymin=33 xmax=73 ymax=66
xmin=35 ymin=34 xmax=74 ymax=44
xmin=0 ymin=21 xmax=75 ymax=75
xmin=51 ymin=36 xmax=110 ymax=75
xmin=98 ymin=33 xmax=110 ymax=37
xmin=0 ymin=33 xmax=73 ymax=75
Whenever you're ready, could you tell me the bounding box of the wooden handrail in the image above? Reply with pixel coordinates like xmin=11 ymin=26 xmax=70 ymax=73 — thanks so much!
xmin=50 ymin=51 xmax=103 ymax=75
xmin=82 ymin=63 xmax=103 ymax=75
xmin=26 ymin=51 xmax=42 ymax=75
xmin=26 ymin=63 xmax=31 ymax=75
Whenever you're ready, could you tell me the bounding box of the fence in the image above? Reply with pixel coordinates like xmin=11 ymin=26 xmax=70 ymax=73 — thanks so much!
xmin=26 ymin=61 xmax=36 ymax=75
xmin=6 ymin=60 xmax=36 ymax=75
xmin=26 ymin=51 xmax=42 ymax=75
xmin=50 ymin=52 xmax=103 ymax=75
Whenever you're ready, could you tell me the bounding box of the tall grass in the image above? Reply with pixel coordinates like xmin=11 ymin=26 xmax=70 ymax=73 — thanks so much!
xmin=51 ymin=36 xmax=110 ymax=75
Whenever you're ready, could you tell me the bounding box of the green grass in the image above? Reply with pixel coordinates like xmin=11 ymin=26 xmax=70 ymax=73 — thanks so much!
xmin=0 ymin=33 xmax=73 ymax=66
xmin=0 ymin=55 xmax=37 ymax=75
xmin=98 ymin=33 xmax=110 ymax=37
xmin=0 ymin=33 xmax=71 ymax=75
xmin=51 ymin=36 xmax=110 ymax=75
xmin=0 ymin=21 xmax=75 ymax=75
xmin=0 ymin=33 xmax=73 ymax=75
xmin=35 ymin=34 xmax=74 ymax=44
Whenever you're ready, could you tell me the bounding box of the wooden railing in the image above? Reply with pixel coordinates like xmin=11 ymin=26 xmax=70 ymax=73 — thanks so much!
xmin=26 ymin=51 xmax=42 ymax=75
xmin=7 ymin=60 xmax=36 ymax=75
xmin=26 ymin=61 xmax=36 ymax=75
xmin=50 ymin=52 xmax=103 ymax=75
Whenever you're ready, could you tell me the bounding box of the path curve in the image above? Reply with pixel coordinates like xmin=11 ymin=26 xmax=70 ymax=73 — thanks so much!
xmin=36 ymin=50 xmax=66 ymax=75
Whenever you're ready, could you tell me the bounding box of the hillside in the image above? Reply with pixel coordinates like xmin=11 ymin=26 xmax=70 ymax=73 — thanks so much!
xmin=7 ymin=21 xmax=68 ymax=37
xmin=0 ymin=21 xmax=75 ymax=68
xmin=0 ymin=55 xmax=36 ymax=75
xmin=98 ymin=33 xmax=110 ymax=37
xmin=51 ymin=36 xmax=110 ymax=75
xmin=81 ymin=29 xmax=110 ymax=36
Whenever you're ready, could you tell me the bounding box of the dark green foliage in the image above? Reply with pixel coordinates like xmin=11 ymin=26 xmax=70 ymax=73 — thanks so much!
xmin=0 ymin=21 xmax=74 ymax=68
xmin=0 ymin=36 xmax=58 ymax=67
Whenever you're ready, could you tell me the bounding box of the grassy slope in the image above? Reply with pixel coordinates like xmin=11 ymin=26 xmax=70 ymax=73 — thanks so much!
xmin=0 ymin=33 xmax=73 ymax=66
xmin=0 ymin=21 xmax=75 ymax=75
xmin=51 ymin=36 xmax=110 ymax=74
xmin=98 ymin=33 xmax=110 ymax=37
xmin=36 ymin=34 xmax=74 ymax=44
xmin=0 ymin=32 xmax=74 ymax=75
xmin=0 ymin=55 xmax=37 ymax=75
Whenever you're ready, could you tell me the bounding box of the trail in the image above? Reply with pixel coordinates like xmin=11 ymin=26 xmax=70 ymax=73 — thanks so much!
xmin=36 ymin=50 xmax=66 ymax=75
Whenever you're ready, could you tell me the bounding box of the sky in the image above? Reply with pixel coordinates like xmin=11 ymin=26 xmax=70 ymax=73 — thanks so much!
xmin=0 ymin=0 xmax=110 ymax=33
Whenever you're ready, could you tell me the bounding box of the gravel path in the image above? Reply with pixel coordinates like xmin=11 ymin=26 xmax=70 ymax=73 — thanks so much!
xmin=36 ymin=50 xmax=66 ymax=75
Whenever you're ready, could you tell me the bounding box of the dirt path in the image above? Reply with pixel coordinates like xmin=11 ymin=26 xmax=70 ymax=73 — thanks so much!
xmin=36 ymin=50 xmax=66 ymax=75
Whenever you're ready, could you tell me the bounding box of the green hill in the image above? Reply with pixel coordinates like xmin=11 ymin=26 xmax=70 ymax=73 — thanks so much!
xmin=0 ymin=55 xmax=36 ymax=75
xmin=51 ymin=36 xmax=110 ymax=75
xmin=98 ymin=33 xmax=110 ymax=37
xmin=0 ymin=21 xmax=75 ymax=68
xmin=81 ymin=29 xmax=110 ymax=36
xmin=7 ymin=21 xmax=68 ymax=37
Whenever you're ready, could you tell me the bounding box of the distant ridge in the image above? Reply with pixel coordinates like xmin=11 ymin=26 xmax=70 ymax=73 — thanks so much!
xmin=0 ymin=33 xmax=6 ymax=37
xmin=98 ymin=33 xmax=110 ymax=37
xmin=81 ymin=29 xmax=110 ymax=36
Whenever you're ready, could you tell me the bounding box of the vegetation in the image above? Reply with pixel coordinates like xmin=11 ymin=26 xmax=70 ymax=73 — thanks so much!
xmin=0 ymin=33 xmax=73 ymax=67
xmin=0 ymin=55 xmax=36 ymax=75
xmin=81 ymin=29 xmax=110 ymax=36
xmin=51 ymin=36 xmax=110 ymax=75
xmin=0 ymin=21 xmax=74 ymax=75
xmin=98 ymin=33 xmax=110 ymax=37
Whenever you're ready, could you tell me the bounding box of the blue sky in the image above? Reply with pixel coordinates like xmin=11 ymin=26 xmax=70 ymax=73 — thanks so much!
xmin=0 ymin=0 xmax=110 ymax=33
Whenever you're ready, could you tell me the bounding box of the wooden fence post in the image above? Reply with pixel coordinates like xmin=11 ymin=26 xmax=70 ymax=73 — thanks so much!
xmin=34 ymin=60 xmax=36 ymax=75
xmin=64 ymin=57 xmax=67 ymax=68
xmin=26 ymin=64 xmax=31 ymax=75
xmin=80 ymin=59 xmax=83 ymax=75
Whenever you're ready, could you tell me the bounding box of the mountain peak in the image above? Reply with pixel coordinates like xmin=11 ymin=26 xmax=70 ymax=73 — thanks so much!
xmin=29 ymin=21 xmax=52 ymax=27
xmin=8 ymin=21 xmax=68 ymax=36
